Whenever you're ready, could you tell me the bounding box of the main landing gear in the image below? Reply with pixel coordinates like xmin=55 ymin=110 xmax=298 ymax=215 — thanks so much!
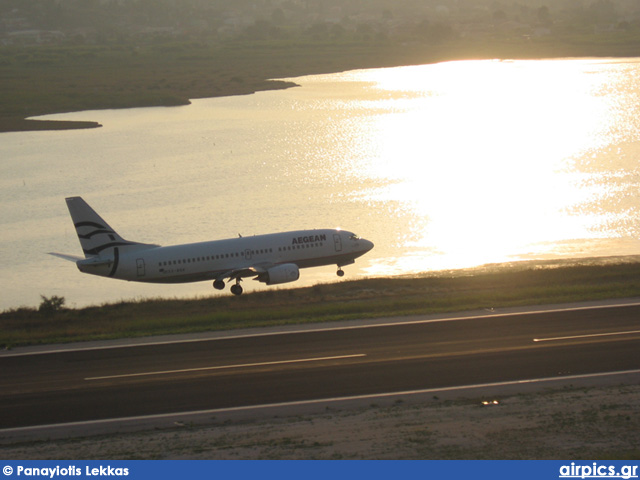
xmin=213 ymin=278 xmax=244 ymax=295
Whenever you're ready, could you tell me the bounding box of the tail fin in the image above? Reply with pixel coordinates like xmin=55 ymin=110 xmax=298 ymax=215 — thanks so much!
xmin=65 ymin=197 xmax=156 ymax=258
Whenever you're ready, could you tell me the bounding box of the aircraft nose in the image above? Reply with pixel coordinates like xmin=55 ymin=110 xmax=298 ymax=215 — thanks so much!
xmin=362 ymin=239 xmax=374 ymax=252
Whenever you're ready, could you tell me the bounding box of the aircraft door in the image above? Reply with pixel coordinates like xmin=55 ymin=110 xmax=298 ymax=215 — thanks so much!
xmin=136 ymin=258 xmax=146 ymax=277
xmin=333 ymin=234 xmax=342 ymax=252
xmin=244 ymin=249 xmax=252 ymax=260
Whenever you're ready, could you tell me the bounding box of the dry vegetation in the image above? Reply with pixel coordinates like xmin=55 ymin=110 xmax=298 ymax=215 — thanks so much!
xmin=3 ymin=257 xmax=640 ymax=348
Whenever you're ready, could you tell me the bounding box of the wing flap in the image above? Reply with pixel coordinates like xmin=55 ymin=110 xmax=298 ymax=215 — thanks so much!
xmin=216 ymin=263 xmax=273 ymax=282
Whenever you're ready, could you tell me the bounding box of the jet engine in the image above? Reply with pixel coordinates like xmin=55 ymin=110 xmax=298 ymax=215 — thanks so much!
xmin=258 ymin=263 xmax=300 ymax=285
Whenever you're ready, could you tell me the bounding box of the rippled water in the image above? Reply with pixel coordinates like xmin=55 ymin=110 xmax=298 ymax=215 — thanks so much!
xmin=2 ymin=58 xmax=640 ymax=310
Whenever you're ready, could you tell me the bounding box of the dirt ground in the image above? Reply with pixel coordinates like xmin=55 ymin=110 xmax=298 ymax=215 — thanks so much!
xmin=2 ymin=383 xmax=638 ymax=460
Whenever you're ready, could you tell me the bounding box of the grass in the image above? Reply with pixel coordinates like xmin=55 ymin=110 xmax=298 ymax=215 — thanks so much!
xmin=2 ymin=257 xmax=640 ymax=348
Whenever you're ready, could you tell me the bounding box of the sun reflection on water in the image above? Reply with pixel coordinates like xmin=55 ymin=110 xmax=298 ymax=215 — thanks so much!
xmin=328 ymin=59 xmax=640 ymax=274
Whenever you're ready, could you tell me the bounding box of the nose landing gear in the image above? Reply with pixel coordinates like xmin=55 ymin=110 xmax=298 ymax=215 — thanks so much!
xmin=337 ymin=268 xmax=344 ymax=277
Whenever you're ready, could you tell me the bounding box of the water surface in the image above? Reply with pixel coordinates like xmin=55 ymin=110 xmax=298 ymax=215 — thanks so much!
xmin=2 ymin=58 xmax=640 ymax=310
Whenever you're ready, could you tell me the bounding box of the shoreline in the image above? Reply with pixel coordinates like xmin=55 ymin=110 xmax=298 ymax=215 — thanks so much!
xmin=7 ymin=79 xmax=299 ymax=133
xmin=3 ymin=37 xmax=640 ymax=133
xmin=3 ymin=55 xmax=630 ymax=133
xmin=0 ymin=118 xmax=103 ymax=132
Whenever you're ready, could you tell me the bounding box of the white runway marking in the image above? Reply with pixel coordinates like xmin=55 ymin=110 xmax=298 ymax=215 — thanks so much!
xmin=4 ymin=299 xmax=640 ymax=358
xmin=533 ymin=329 xmax=640 ymax=343
xmin=85 ymin=353 xmax=367 ymax=381
xmin=4 ymin=368 xmax=639 ymax=436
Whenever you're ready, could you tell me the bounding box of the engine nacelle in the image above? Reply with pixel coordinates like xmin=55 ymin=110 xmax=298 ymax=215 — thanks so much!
xmin=260 ymin=263 xmax=300 ymax=285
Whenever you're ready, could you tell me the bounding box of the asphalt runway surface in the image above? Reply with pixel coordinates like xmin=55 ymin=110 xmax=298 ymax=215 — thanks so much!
xmin=1 ymin=302 xmax=639 ymax=429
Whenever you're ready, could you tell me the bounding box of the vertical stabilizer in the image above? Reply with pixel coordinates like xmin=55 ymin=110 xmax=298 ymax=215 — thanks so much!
xmin=65 ymin=197 xmax=153 ymax=258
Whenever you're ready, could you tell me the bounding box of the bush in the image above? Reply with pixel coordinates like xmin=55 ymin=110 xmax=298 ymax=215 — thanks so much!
xmin=38 ymin=295 xmax=66 ymax=315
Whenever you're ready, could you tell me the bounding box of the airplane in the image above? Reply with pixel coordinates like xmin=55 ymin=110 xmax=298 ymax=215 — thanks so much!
xmin=50 ymin=197 xmax=374 ymax=295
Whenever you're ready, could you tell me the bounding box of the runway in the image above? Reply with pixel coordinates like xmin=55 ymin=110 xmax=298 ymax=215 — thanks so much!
xmin=1 ymin=302 xmax=639 ymax=430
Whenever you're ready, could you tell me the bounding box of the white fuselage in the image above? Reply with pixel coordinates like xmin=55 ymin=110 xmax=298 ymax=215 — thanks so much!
xmin=57 ymin=197 xmax=374 ymax=295
xmin=77 ymin=229 xmax=373 ymax=284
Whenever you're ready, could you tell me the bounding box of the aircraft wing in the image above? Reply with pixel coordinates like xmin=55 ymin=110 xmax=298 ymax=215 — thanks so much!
xmin=216 ymin=263 xmax=275 ymax=283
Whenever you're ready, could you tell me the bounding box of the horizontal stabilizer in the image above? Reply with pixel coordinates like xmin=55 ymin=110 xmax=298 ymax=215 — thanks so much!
xmin=48 ymin=252 xmax=84 ymax=262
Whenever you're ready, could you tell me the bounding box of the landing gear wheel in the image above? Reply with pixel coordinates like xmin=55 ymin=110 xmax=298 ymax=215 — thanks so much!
xmin=337 ymin=268 xmax=345 ymax=277
xmin=230 ymin=284 xmax=243 ymax=296
xmin=213 ymin=279 xmax=225 ymax=290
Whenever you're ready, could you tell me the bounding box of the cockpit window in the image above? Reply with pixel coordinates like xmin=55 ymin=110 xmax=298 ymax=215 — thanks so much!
xmin=350 ymin=234 xmax=361 ymax=241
